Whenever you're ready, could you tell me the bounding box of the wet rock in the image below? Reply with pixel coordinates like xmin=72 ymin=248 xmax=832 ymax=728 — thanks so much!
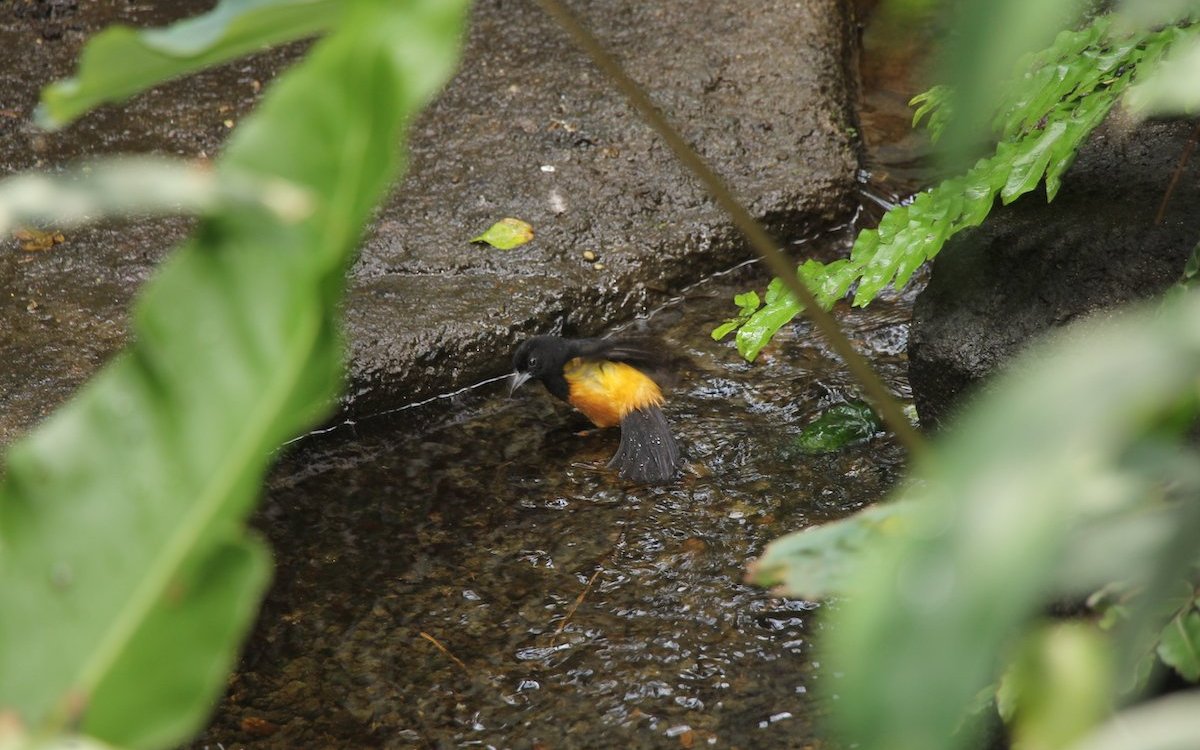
xmin=0 ymin=0 xmax=861 ymax=445
xmin=908 ymin=117 xmax=1200 ymax=428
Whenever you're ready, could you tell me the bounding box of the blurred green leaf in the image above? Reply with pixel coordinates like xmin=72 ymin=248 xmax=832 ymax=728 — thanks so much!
xmin=471 ymin=217 xmax=534 ymax=249
xmin=0 ymin=732 xmax=118 ymax=750
xmin=1063 ymin=691 xmax=1200 ymax=750
xmin=931 ymin=0 xmax=1090 ymax=165
xmin=0 ymin=157 xmax=312 ymax=236
xmin=748 ymin=501 xmax=915 ymax=599
xmin=83 ymin=540 xmax=270 ymax=749
xmin=1157 ymin=604 xmax=1200 ymax=681
xmin=1001 ymin=623 xmax=1114 ymax=750
xmin=38 ymin=0 xmax=343 ymax=128
xmin=1116 ymin=0 xmax=1200 ymax=31
xmin=910 ymin=84 xmax=954 ymax=142
xmin=1127 ymin=32 xmax=1200 ymax=115
xmin=811 ymin=290 xmax=1200 ymax=750
xmin=794 ymin=402 xmax=882 ymax=454
xmin=0 ymin=1 xmax=469 ymax=748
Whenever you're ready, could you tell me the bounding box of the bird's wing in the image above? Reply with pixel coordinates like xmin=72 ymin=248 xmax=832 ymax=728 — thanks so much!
xmin=575 ymin=337 xmax=682 ymax=388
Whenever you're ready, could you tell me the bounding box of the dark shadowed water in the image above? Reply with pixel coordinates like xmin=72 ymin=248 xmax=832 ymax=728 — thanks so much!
xmin=191 ymin=220 xmax=922 ymax=749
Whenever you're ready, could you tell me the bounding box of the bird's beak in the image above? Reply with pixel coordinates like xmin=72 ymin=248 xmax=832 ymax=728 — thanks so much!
xmin=508 ymin=370 xmax=532 ymax=396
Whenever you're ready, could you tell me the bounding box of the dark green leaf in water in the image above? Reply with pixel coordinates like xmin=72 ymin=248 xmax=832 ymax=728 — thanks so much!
xmin=471 ymin=217 xmax=534 ymax=249
xmin=794 ymin=402 xmax=882 ymax=453
xmin=1157 ymin=605 xmax=1200 ymax=681
xmin=38 ymin=0 xmax=343 ymax=129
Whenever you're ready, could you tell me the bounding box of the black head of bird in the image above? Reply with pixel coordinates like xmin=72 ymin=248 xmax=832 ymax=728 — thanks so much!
xmin=509 ymin=335 xmax=681 ymax=484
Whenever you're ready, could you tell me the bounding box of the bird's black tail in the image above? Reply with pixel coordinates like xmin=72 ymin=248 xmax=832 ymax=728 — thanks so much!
xmin=610 ymin=406 xmax=680 ymax=484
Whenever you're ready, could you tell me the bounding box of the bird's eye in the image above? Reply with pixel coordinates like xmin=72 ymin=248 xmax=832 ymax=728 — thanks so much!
xmin=528 ymin=355 xmax=539 ymax=369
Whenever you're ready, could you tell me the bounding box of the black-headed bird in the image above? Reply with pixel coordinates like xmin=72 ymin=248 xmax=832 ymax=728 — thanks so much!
xmin=509 ymin=335 xmax=681 ymax=484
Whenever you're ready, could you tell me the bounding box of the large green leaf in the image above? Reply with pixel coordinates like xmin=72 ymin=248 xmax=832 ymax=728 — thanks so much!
xmin=84 ymin=539 xmax=271 ymax=749
xmin=38 ymin=0 xmax=343 ymax=128
xmin=0 ymin=1 xmax=469 ymax=748
xmin=813 ymin=291 xmax=1200 ymax=750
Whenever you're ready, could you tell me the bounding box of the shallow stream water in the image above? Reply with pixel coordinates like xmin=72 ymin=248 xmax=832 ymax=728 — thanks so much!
xmin=191 ymin=4 xmax=932 ymax=747
xmin=191 ymin=228 xmax=921 ymax=749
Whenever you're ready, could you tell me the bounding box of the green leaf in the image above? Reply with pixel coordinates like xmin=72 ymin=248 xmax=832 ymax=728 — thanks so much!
xmin=1126 ymin=31 xmax=1200 ymax=115
xmin=731 ymin=260 xmax=855 ymax=361
xmin=794 ymin=402 xmax=882 ymax=453
xmin=735 ymin=289 xmax=800 ymax=361
xmin=471 ymin=217 xmax=535 ymax=249
xmin=0 ymin=733 xmax=118 ymax=750
xmin=734 ymin=290 xmax=761 ymax=316
xmin=1001 ymin=623 xmax=1114 ymax=750
xmin=816 ymin=290 xmax=1200 ymax=750
xmin=711 ymin=320 xmax=741 ymax=341
xmin=0 ymin=1 xmax=469 ymax=747
xmin=0 ymin=157 xmax=313 ymax=236
xmin=910 ymin=84 xmax=954 ymax=142
xmin=38 ymin=0 xmax=343 ymax=129
xmin=710 ymin=291 xmax=761 ymax=340
xmin=1001 ymin=120 xmax=1068 ymax=202
xmin=83 ymin=539 xmax=271 ymax=748
xmin=1157 ymin=606 xmax=1200 ymax=681
xmin=748 ymin=501 xmax=915 ymax=599
xmin=932 ymin=0 xmax=1090 ymax=164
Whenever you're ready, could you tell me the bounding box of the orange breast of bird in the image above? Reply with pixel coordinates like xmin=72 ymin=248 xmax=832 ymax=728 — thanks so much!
xmin=562 ymin=357 xmax=664 ymax=428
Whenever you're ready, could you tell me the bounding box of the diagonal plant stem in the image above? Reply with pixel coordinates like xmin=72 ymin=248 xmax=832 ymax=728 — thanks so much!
xmin=533 ymin=0 xmax=928 ymax=460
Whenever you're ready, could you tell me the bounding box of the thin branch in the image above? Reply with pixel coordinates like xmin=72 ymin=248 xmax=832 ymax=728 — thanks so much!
xmin=554 ymin=566 xmax=604 ymax=642
xmin=418 ymin=630 xmax=469 ymax=673
xmin=1155 ymin=120 xmax=1200 ymax=226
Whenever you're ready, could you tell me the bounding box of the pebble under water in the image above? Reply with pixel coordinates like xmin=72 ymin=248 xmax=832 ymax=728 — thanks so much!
xmin=192 ymin=224 xmax=920 ymax=749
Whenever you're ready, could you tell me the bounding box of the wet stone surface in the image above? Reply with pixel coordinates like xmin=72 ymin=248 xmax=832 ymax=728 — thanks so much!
xmin=192 ymin=226 xmax=918 ymax=749
xmin=0 ymin=0 xmax=860 ymax=445
xmin=0 ymin=0 xmax=301 ymax=446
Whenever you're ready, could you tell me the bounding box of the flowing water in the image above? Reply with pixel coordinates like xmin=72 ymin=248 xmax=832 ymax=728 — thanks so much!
xmin=193 ymin=5 xmax=932 ymax=748
xmin=191 ymin=231 xmax=921 ymax=749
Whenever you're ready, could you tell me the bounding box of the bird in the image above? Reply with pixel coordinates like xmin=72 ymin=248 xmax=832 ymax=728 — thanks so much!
xmin=509 ymin=335 xmax=681 ymax=484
